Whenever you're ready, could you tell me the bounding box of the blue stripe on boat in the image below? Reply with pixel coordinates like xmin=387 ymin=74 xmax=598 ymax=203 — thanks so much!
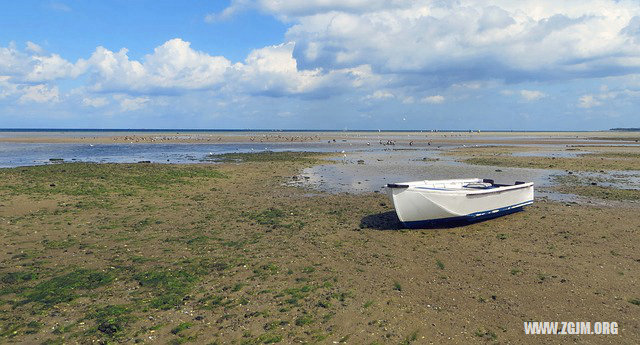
xmin=401 ymin=200 xmax=534 ymax=229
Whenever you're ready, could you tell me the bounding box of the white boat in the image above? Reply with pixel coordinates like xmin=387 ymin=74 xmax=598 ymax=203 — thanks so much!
xmin=386 ymin=178 xmax=534 ymax=228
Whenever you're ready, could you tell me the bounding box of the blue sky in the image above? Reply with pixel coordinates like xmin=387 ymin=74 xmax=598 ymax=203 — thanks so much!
xmin=0 ymin=1 xmax=286 ymax=62
xmin=1 ymin=0 xmax=640 ymax=130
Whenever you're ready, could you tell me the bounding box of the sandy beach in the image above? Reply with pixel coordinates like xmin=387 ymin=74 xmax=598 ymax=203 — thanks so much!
xmin=0 ymin=136 xmax=639 ymax=344
xmin=1 ymin=130 xmax=639 ymax=145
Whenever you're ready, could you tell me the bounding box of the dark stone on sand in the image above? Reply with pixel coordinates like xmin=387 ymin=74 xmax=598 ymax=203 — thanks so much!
xmin=98 ymin=321 xmax=120 ymax=335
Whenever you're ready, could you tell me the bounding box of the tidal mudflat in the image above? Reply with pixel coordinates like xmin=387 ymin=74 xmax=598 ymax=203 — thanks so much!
xmin=1 ymin=148 xmax=639 ymax=344
xmin=444 ymin=144 xmax=640 ymax=203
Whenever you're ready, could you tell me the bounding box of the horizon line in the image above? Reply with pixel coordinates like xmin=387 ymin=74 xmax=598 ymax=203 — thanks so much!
xmin=0 ymin=128 xmax=616 ymax=132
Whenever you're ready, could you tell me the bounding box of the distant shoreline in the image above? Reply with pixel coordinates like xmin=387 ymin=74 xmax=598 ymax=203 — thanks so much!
xmin=610 ymin=128 xmax=640 ymax=131
xmin=0 ymin=128 xmax=606 ymax=133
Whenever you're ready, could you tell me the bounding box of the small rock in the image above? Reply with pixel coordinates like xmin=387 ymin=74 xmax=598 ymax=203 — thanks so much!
xmin=98 ymin=322 xmax=119 ymax=335
xmin=495 ymin=169 xmax=502 ymax=172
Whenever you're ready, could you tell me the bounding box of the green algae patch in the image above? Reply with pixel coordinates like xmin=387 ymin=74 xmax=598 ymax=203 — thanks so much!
xmin=135 ymin=269 xmax=200 ymax=310
xmin=133 ymin=260 xmax=224 ymax=310
xmin=0 ymin=163 xmax=226 ymax=197
xmin=19 ymin=269 xmax=114 ymax=309
xmin=556 ymin=185 xmax=640 ymax=201
xmin=554 ymin=175 xmax=640 ymax=201
xmin=462 ymin=154 xmax=640 ymax=171
xmin=209 ymin=151 xmax=326 ymax=163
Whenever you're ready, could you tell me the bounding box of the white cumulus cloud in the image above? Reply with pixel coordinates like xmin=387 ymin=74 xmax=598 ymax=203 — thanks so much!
xmin=366 ymin=90 xmax=395 ymax=99
xmin=519 ymin=90 xmax=546 ymax=101
xmin=18 ymin=84 xmax=60 ymax=103
xmin=231 ymin=42 xmax=322 ymax=96
xmin=85 ymin=38 xmax=231 ymax=93
xmin=421 ymin=95 xmax=445 ymax=104
xmin=0 ymin=43 xmax=84 ymax=83
xmin=82 ymin=96 xmax=108 ymax=108
xmin=25 ymin=41 xmax=44 ymax=54
xmin=578 ymin=94 xmax=602 ymax=108
xmin=230 ymin=42 xmax=375 ymax=98
xmin=233 ymin=0 xmax=640 ymax=87
xmin=114 ymin=95 xmax=150 ymax=111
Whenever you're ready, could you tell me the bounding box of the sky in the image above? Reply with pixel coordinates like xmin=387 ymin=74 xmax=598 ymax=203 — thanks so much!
xmin=1 ymin=1 xmax=640 ymax=130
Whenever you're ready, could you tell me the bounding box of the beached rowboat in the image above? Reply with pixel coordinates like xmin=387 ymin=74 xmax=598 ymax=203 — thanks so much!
xmin=386 ymin=178 xmax=534 ymax=228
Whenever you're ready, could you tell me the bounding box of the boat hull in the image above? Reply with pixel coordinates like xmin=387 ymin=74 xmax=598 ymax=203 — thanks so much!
xmin=387 ymin=179 xmax=534 ymax=228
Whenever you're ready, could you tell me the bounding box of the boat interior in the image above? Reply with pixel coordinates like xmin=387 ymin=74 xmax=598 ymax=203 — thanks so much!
xmin=387 ymin=178 xmax=527 ymax=190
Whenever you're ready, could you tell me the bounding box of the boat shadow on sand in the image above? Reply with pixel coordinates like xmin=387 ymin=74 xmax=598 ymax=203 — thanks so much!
xmin=359 ymin=211 xmax=405 ymax=230
xmin=359 ymin=210 xmax=522 ymax=230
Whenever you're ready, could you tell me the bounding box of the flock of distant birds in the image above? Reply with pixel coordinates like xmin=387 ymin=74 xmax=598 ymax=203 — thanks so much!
xmin=75 ymin=132 xmax=477 ymax=144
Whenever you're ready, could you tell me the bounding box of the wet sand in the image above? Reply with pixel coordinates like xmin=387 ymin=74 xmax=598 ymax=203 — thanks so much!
xmin=2 ymin=130 xmax=640 ymax=145
xmin=0 ymin=147 xmax=639 ymax=343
